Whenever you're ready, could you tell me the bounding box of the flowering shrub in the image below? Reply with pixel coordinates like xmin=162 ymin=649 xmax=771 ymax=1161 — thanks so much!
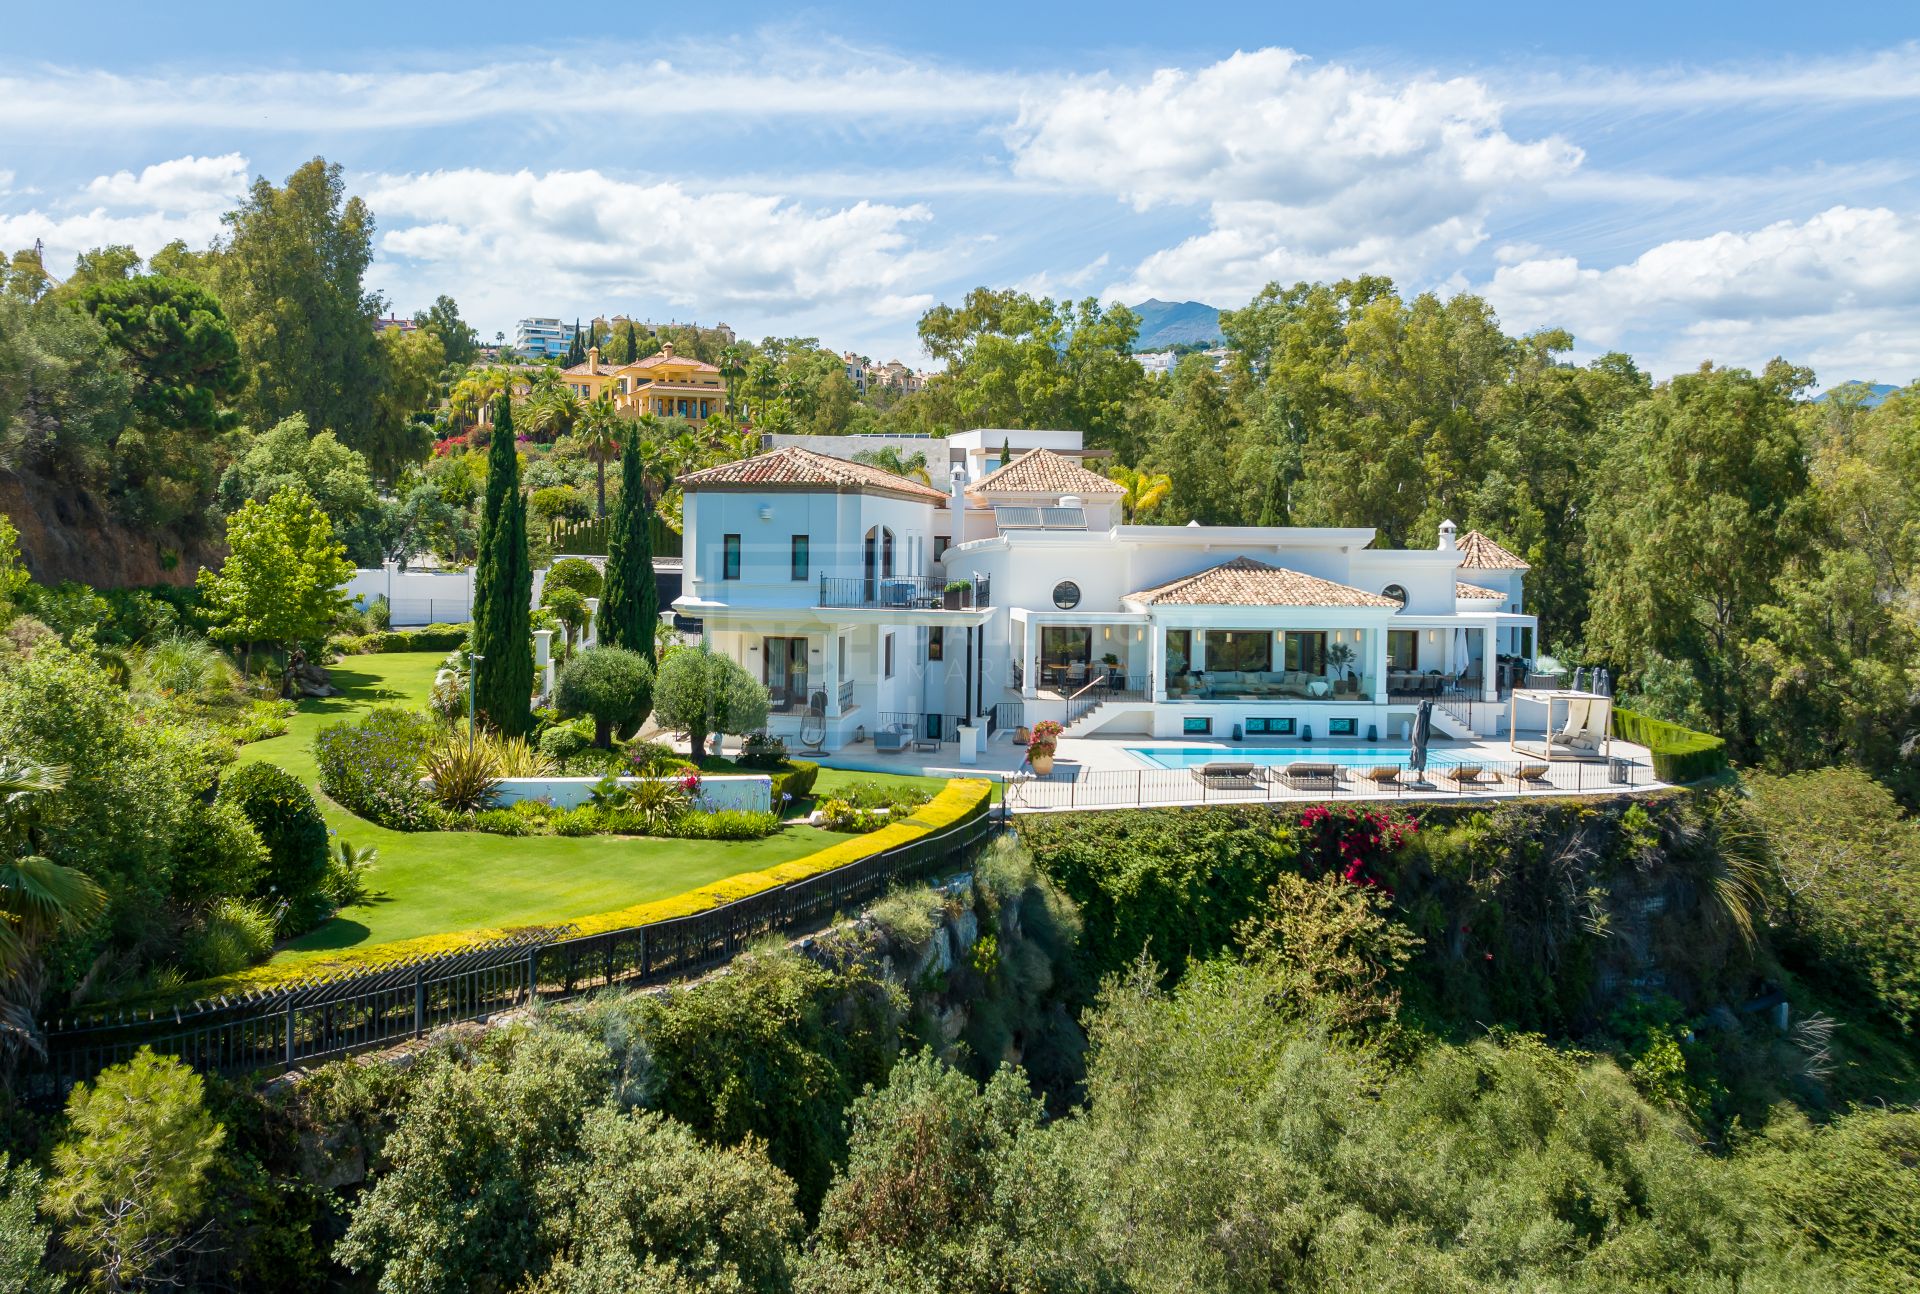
xmin=1298 ymin=804 xmax=1416 ymax=889
xmin=1028 ymin=719 xmax=1064 ymax=760
xmin=315 ymin=707 xmax=441 ymax=831
xmin=433 ymin=434 xmax=468 ymax=457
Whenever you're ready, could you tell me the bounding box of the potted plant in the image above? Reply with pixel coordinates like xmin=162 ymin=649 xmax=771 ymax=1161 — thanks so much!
xmin=1327 ymin=642 xmax=1355 ymax=693
xmin=1101 ymin=651 xmax=1121 ymax=684
xmin=943 ymin=578 xmax=973 ymax=610
xmin=1026 ymin=719 xmax=1063 ymax=775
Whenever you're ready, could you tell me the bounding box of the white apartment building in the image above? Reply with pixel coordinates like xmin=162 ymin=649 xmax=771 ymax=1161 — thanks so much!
xmin=674 ymin=429 xmax=1537 ymax=754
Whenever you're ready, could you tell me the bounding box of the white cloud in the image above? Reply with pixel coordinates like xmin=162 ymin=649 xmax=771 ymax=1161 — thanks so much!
xmin=83 ymin=153 xmax=248 ymax=211
xmin=1006 ymin=48 xmax=1580 ymax=302
xmin=364 ymin=167 xmax=951 ymax=327
xmin=1506 ymin=42 xmax=1920 ymax=109
xmin=0 ymin=153 xmax=247 ymax=271
xmin=1485 ymin=206 xmax=1920 ymax=380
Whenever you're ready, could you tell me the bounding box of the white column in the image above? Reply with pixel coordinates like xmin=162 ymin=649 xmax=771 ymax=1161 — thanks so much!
xmin=823 ymin=631 xmax=842 ymax=717
xmin=582 ymin=598 xmax=601 ymax=649
xmin=1483 ymin=625 xmax=1498 ymax=701
xmin=1150 ymin=622 xmax=1168 ymax=700
xmin=1190 ymin=627 xmax=1207 ymax=673
xmin=1021 ymin=617 xmax=1039 ymax=699
xmin=534 ymin=629 xmax=554 ymax=698
xmin=1371 ymin=624 xmax=1389 ymax=701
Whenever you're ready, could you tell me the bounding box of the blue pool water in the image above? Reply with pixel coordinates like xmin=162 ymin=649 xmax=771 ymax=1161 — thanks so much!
xmin=1127 ymin=746 xmax=1434 ymax=771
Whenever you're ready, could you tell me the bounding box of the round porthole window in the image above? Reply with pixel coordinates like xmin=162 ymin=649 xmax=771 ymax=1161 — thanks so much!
xmin=1382 ymin=584 xmax=1408 ymax=607
xmin=1052 ymin=580 xmax=1081 ymax=609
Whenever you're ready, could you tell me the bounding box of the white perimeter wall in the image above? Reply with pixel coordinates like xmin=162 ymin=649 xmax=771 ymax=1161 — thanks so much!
xmin=490 ymin=773 xmax=773 ymax=813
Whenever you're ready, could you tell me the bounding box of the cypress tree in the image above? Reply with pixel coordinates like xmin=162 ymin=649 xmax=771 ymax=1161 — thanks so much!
xmin=999 ymin=437 xmax=1011 ymax=467
xmin=565 ymin=319 xmax=585 ymax=366
xmin=617 ymin=320 xmax=638 ymax=364
xmin=471 ymin=394 xmax=535 ymax=734
xmin=598 ymin=426 xmax=659 ymax=663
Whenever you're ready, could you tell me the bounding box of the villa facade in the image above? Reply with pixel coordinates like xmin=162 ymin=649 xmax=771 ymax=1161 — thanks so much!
xmin=560 ymin=344 xmax=727 ymax=424
xmin=673 ymin=429 xmax=1537 ymax=755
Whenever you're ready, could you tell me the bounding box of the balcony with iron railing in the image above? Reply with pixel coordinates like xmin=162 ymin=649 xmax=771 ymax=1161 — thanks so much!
xmin=817 ymin=574 xmax=991 ymax=611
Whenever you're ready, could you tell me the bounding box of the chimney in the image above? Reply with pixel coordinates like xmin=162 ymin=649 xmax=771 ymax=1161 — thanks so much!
xmin=587 ymin=345 xmax=599 ymax=369
xmin=661 ymin=341 xmax=675 ymax=359
xmin=1438 ymin=519 xmax=1457 ymax=552
xmin=949 ymin=464 xmax=967 ymax=514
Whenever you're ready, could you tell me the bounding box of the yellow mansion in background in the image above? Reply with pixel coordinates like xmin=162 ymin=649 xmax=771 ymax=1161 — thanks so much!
xmin=560 ymin=343 xmax=727 ymax=424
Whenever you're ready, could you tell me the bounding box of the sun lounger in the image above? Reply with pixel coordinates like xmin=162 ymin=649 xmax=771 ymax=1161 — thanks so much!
xmin=1191 ymin=761 xmax=1260 ymax=787
xmin=1365 ymin=766 xmax=1404 ymax=788
xmin=1440 ymin=764 xmax=1487 ymax=787
xmin=1509 ymin=762 xmax=1552 ymax=787
xmin=1281 ymin=761 xmax=1343 ymax=790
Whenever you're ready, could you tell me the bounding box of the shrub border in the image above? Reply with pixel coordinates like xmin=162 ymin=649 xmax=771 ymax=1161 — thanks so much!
xmin=181 ymin=778 xmax=993 ymax=994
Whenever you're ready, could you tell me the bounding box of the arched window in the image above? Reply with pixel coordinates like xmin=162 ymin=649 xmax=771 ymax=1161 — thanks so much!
xmin=882 ymin=528 xmax=895 ymax=578
xmin=1382 ymin=584 xmax=1408 ymax=608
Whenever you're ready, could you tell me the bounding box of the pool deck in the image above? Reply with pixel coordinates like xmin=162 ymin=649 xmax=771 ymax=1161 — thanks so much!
xmin=750 ymin=731 xmax=1661 ymax=812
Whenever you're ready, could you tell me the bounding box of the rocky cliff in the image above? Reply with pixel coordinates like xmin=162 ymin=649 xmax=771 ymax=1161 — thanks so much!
xmin=0 ymin=469 xmax=220 ymax=587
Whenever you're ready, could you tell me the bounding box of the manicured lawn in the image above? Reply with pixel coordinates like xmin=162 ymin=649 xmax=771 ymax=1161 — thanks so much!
xmin=237 ymin=652 xmax=840 ymax=962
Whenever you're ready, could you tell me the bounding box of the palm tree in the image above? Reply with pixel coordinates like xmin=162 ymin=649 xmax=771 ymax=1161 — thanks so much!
xmin=1110 ymin=465 xmax=1172 ymax=522
xmin=852 ymin=445 xmax=933 ymax=484
xmin=524 ymin=383 xmax=585 ymax=444
xmin=0 ymin=758 xmax=105 ymax=1060
xmin=579 ymin=394 xmax=625 ymax=517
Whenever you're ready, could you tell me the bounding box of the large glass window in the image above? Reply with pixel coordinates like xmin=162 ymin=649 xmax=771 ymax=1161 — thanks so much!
xmin=1164 ymin=628 xmax=1191 ymax=677
xmin=1388 ymin=629 xmax=1420 ymax=670
xmin=722 ymin=533 xmax=741 ymax=580
xmin=790 ymin=535 xmax=809 ymax=581
xmin=1040 ymin=626 xmax=1091 ymax=690
xmin=1204 ymin=630 xmax=1270 ymax=673
xmin=1284 ymin=631 xmax=1327 ymax=674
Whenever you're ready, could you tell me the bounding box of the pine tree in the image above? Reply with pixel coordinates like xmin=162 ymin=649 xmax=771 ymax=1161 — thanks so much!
xmin=598 ymin=426 xmax=659 ymax=663
xmin=470 ymin=394 xmax=534 ymax=734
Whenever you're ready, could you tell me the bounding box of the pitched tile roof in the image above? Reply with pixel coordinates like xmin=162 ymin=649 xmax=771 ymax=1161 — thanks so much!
xmin=1456 ymin=529 xmax=1530 ymax=570
xmin=1455 ymin=581 xmax=1506 ymax=600
xmin=967 ymin=448 xmax=1124 ymax=497
xmin=630 ymin=350 xmax=721 ymax=374
xmin=1126 ymin=557 xmax=1402 ymax=608
xmin=560 ymin=359 xmax=619 ymax=376
xmin=677 ymin=446 xmax=949 ymax=502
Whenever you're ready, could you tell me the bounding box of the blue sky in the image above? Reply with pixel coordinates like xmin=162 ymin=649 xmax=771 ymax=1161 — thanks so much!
xmin=3 ymin=1 xmax=1917 ymax=384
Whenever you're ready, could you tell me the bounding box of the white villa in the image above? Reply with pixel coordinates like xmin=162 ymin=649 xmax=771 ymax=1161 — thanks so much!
xmin=673 ymin=429 xmax=1544 ymax=758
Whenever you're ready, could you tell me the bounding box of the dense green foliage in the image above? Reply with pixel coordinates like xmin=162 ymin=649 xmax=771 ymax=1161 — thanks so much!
xmin=215 ymin=761 xmax=329 ymax=922
xmin=196 ymin=486 xmax=354 ymax=660
xmin=596 ymin=426 xmax=658 ymax=660
xmin=470 ymin=394 xmax=534 ymax=735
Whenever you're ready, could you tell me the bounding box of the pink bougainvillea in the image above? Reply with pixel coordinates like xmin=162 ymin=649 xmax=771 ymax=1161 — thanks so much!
xmin=1298 ymin=803 xmax=1416 ymax=890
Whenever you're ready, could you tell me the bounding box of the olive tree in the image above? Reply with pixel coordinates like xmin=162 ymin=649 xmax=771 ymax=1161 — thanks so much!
xmin=554 ymin=647 xmax=654 ymax=748
xmin=651 ymin=646 xmax=768 ymax=760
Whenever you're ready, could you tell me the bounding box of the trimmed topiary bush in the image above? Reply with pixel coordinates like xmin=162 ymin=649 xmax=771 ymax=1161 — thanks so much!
xmin=216 ymin=762 xmax=328 ymax=910
xmin=556 ymin=647 xmax=655 ymax=747
xmin=1612 ymin=707 xmax=1728 ymax=782
xmin=544 ymin=557 xmax=604 ymax=601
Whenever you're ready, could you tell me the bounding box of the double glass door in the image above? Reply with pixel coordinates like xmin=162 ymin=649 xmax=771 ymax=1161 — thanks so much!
xmin=764 ymin=637 xmax=808 ymax=710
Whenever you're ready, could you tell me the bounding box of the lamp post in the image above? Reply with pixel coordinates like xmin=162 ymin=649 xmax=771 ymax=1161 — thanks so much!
xmin=468 ymin=653 xmax=486 ymax=749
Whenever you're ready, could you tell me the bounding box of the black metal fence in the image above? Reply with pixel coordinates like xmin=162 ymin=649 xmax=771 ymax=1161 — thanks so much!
xmin=1007 ymin=753 xmax=1651 ymax=812
xmin=23 ymin=808 xmax=997 ymax=1101
xmin=817 ymin=574 xmax=992 ymax=611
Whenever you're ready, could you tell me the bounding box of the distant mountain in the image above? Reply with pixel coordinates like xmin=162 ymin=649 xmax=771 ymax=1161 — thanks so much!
xmin=1128 ymin=299 xmax=1222 ymax=351
xmin=1816 ymin=381 xmax=1900 ymax=408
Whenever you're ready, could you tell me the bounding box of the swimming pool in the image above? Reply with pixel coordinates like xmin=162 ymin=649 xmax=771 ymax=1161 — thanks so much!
xmin=1127 ymin=746 xmax=1436 ymax=771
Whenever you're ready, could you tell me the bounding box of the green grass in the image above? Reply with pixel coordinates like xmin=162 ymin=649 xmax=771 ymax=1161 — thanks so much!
xmin=236 ymin=652 xmax=841 ymax=962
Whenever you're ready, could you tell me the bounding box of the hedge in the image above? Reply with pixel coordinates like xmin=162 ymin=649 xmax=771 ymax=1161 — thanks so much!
xmin=1611 ymin=707 xmax=1729 ymax=783
xmin=770 ymin=760 xmax=820 ymax=804
xmin=174 ymin=777 xmax=994 ymax=994
xmin=333 ymin=624 xmax=470 ymax=655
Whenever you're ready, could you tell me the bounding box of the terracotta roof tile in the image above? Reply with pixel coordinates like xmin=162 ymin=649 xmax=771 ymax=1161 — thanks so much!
xmin=967 ymin=448 xmax=1123 ymax=498
xmin=630 ymin=351 xmax=721 ymax=374
xmin=1456 ymin=530 xmax=1530 ymax=570
xmin=678 ymin=446 xmax=948 ymax=502
xmin=1127 ymin=557 xmax=1401 ymax=608
xmin=1455 ymin=581 xmax=1506 ymax=600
